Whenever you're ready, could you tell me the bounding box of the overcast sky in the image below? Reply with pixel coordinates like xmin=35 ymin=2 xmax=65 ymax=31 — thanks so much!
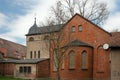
xmin=0 ymin=0 xmax=120 ymax=45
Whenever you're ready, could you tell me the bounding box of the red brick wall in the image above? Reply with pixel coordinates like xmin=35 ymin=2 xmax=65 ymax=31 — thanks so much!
xmin=37 ymin=59 xmax=50 ymax=78
xmin=0 ymin=62 xmax=15 ymax=76
xmin=50 ymin=14 xmax=111 ymax=80
xmin=51 ymin=47 xmax=93 ymax=80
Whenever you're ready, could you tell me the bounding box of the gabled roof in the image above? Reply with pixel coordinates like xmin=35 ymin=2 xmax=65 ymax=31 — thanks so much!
xmin=26 ymin=13 xmax=111 ymax=36
xmin=64 ymin=39 xmax=92 ymax=47
xmin=0 ymin=58 xmax=49 ymax=64
xmin=0 ymin=38 xmax=26 ymax=59
xmin=63 ymin=13 xmax=111 ymax=36
xmin=109 ymin=32 xmax=120 ymax=47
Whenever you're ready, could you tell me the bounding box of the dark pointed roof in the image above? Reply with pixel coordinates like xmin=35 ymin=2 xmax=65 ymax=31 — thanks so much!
xmin=64 ymin=39 xmax=92 ymax=47
xmin=26 ymin=24 xmax=64 ymax=36
xmin=27 ymin=17 xmax=39 ymax=35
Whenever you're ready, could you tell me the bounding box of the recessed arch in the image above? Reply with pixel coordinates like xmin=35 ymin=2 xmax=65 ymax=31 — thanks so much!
xmin=81 ymin=50 xmax=87 ymax=69
xmin=69 ymin=50 xmax=75 ymax=69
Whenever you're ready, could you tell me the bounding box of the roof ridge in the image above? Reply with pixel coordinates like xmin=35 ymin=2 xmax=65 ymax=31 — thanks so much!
xmin=64 ymin=39 xmax=92 ymax=47
xmin=38 ymin=24 xmax=64 ymax=28
xmin=0 ymin=37 xmax=26 ymax=47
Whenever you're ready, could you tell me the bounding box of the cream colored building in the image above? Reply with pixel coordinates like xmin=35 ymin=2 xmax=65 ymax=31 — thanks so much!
xmin=26 ymin=18 xmax=50 ymax=59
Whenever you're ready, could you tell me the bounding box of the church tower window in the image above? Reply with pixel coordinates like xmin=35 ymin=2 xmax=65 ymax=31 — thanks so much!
xmin=29 ymin=37 xmax=34 ymax=41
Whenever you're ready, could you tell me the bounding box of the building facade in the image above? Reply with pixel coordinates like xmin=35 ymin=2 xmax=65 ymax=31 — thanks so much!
xmin=26 ymin=18 xmax=50 ymax=59
xmin=25 ymin=14 xmax=120 ymax=80
xmin=14 ymin=59 xmax=50 ymax=79
xmin=50 ymin=14 xmax=111 ymax=80
xmin=0 ymin=14 xmax=120 ymax=80
xmin=109 ymin=32 xmax=120 ymax=80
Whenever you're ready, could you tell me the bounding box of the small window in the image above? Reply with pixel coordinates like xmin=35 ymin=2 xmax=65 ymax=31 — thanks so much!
xmin=38 ymin=51 xmax=40 ymax=58
xmin=72 ymin=26 xmax=75 ymax=32
xmin=19 ymin=66 xmax=31 ymax=74
xmin=34 ymin=51 xmax=36 ymax=59
xmin=29 ymin=37 xmax=34 ymax=41
xmin=19 ymin=66 xmax=23 ymax=73
xmin=44 ymin=35 xmax=49 ymax=40
xmin=30 ymin=51 xmax=32 ymax=59
xmin=28 ymin=66 xmax=31 ymax=73
xmin=24 ymin=66 xmax=27 ymax=73
xmin=0 ymin=53 xmax=4 ymax=60
xmin=78 ymin=25 xmax=82 ymax=31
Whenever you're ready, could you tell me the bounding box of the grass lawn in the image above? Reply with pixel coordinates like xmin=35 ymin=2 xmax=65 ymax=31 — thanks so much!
xmin=0 ymin=75 xmax=25 ymax=80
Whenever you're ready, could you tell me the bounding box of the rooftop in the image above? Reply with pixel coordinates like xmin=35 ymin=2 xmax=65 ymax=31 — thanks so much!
xmin=0 ymin=58 xmax=49 ymax=64
xmin=64 ymin=39 xmax=92 ymax=47
xmin=26 ymin=23 xmax=64 ymax=36
xmin=0 ymin=38 xmax=26 ymax=59
xmin=110 ymin=32 xmax=120 ymax=47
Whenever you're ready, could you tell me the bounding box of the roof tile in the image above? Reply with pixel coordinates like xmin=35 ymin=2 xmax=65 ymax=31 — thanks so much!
xmin=64 ymin=39 xmax=92 ymax=47
xmin=0 ymin=38 xmax=26 ymax=59
xmin=110 ymin=32 xmax=120 ymax=47
xmin=26 ymin=24 xmax=64 ymax=36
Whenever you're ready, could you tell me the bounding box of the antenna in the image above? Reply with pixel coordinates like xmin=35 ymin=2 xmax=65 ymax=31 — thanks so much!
xmin=34 ymin=13 xmax=37 ymax=24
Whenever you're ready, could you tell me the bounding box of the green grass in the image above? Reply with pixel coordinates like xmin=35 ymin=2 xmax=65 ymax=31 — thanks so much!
xmin=0 ymin=75 xmax=25 ymax=80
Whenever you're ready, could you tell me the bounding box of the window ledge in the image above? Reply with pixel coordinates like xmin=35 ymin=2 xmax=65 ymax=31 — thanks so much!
xmin=52 ymin=70 xmax=57 ymax=72
xmin=69 ymin=68 xmax=75 ymax=70
xmin=61 ymin=68 xmax=64 ymax=70
xmin=81 ymin=68 xmax=88 ymax=70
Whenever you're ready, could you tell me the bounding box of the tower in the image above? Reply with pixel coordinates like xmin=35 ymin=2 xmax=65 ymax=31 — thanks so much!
xmin=26 ymin=18 xmax=49 ymax=59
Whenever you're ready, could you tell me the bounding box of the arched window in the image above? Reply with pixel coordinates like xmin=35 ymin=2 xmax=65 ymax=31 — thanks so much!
xmin=69 ymin=51 xmax=75 ymax=69
xmin=0 ymin=52 xmax=4 ymax=60
xmin=29 ymin=37 xmax=34 ymax=41
xmin=72 ymin=26 xmax=75 ymax=32
xmin=44 ymin=35 xmax=49 ymax=40
xmin=38 ymin=51 xmax=40 ymax=58
xmin=62 ymin=54 xmax=64 ymax=69
xmin=34 ymin=51 xmax=36 ymax=59
xmin=81 ymin=51 xmax=87 ymax=69
xmin=53 ymin=48 xmax=57 ymax=71
xmin=30 ymin=51 xmax=32 ymax=59
xmin=78 ymin=25 xmax=82 ymax=32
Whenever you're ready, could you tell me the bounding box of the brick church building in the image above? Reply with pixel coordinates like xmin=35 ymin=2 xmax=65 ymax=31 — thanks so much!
xmin=0 ymin=13 xmax=120 ymax=80
xmin=49 ymin=14 xmax=111 ymax=80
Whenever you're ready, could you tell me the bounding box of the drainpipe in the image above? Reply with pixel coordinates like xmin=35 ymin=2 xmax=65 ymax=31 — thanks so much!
xmin=36 ymin=63 xmax=38 ymax=79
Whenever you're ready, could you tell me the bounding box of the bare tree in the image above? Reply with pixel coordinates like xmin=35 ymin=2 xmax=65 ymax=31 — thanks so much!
xmin=43 ymin=24 xmax=71 ymax=80
xmin=111 ymin=29 xmax=119 ymax=32
xmin=46 ymin=0 xmax=109 ymax=26
xmin=50 ymin=28 xmax=67 ymax=80
xmin=50 ymin=31 xmax=64 ymax=80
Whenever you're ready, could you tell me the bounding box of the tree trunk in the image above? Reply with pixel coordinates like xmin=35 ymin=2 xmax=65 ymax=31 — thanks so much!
xmin=57 ymin=68 xmax=61 ymax=80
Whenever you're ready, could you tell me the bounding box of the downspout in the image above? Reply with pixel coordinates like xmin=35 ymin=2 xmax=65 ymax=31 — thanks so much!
xmin=36 ymin=63 xmax=38 ymax=79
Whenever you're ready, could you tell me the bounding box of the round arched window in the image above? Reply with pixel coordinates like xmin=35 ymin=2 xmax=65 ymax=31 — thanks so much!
xmin=29 ymin=37 xmax=34 ymax=41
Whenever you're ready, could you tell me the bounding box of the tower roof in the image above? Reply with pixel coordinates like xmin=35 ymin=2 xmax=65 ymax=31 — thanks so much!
xmin=27 ymin=17 xmax=39 ymax=35
xmin=26 ymin=24 xmax=64 ymax=36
